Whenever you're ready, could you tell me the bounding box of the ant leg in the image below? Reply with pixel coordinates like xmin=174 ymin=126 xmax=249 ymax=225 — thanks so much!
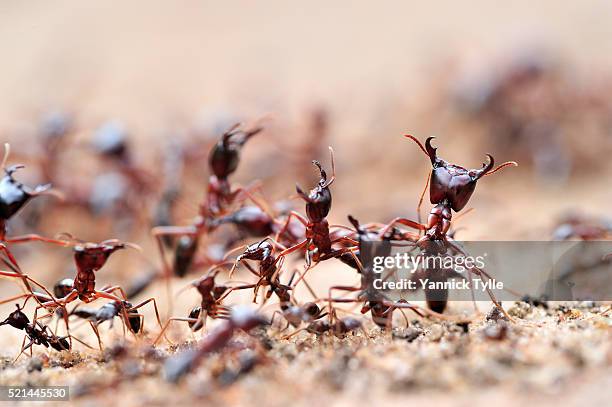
xmin=274 ymin=211 xmax=309 ymax=242
xmin=379 ymin=218 xmax=426 ymax=239
xmin=217 ymin=284 xmax=256 ymax=302
xmin=152 ymin=225 xmax=199 ymax=316
xmin=330 ymin=236 xmax=359 ymax=246
xmin=0 ymin=293 xmax=32 ymax=306
xmin=101 ymin=285 xmax=128 ymax=300
xmin=446 ymin=239 xmax=515 ymax=322
xmin=13 ymin=337 xmax=30 ymax=363
xmin=70 ymin=334 xmax=97 ymax=350
xmin=0 ymin=271 xmax=60 ymax=308
xmin=127 ymin=297 xmax=165 ymax=333
xmin=88 ymin=322 xmax=103 ymax=351
xmin=288 ymin=269 xmax=317 ymax=301
xmin=6 ymin=234 xmax=70 ymax=246
xmin=153 ymin=317 xmax=199 ymax=345
xmin=416 ymin=172 xmax=431 ymax=227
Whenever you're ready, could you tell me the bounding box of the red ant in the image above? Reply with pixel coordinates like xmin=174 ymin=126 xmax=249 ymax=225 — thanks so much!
xmin=26 ymin=236 xmax=165 ymax=348
xmin=152 ymin=124 xmax=266 ymax=290
xmin=163 ymin=307 xmax=268 ymax=383
xmin=268 ymin=148 xmax=360 ymax=285
xmin=379 ymin=135 xmax=517 ymax=315
xmin=153 ymin=268 xmax=233 ymax=345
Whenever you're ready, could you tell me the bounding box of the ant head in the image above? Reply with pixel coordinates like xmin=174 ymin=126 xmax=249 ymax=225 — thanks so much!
xmin=73 ymin=239 xmax=133 ymax=273
xmin=53 ymin=278 xmax=74 ymax=298
xmin=238 ymin=239 xmax=273 ymax=262
xmin=209 ymin=123 xmax=262 ymax=179
xmin=0 ymin=144 xmax=56 ymax=220
xmin=296 ymin=147 xmax=335 ymax=222
xmin=406 ymin=136 xmax=517 ymax=212
xmin=0 ymin=304 xmax=29 ymax=330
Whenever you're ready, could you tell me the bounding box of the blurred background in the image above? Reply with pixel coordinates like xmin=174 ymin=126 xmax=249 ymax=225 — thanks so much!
xmin=1 ymin=1 xmax=612 ymax=349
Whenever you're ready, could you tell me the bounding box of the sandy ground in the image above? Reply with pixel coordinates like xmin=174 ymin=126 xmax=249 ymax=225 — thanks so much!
xmin=0 ymin=2 xmax=611 ymax=406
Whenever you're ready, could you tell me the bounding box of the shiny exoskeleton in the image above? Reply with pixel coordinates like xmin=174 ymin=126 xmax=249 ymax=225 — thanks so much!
xmin=0 ymin=147 xmax=70 ymax=308
xmin=71 ymin=300 xmax=143 ymax=334
xmin=206 ymin=124 xmax=263 ymax=216
xmin=275 ymin=148 xmax=357 ymax=271
xmin=273 ymin=301 xmax=326 ymax=329
xmin=70 ymin=241 xmax=127 ymax=302
xmin=381 ymin=135 xmax=516 ymax=313
xmin=154 ymin=270 xmax=231 ymax=344
xmin=0 ymin=304 xmax=70 ymax=354
xmin=153 ymin=123 xmax=263 ymax=281
xmin=232 ymin=240 xmax=297 ymax=305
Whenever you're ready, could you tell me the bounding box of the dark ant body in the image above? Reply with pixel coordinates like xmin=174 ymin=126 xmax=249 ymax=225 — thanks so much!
xmin=0 ymin=304 xmax=71 ymax=359
xmin=0 ymin=144 xmax=71 ymax=309
xmin=154 ymin=270 xmax=232 ymax=344
xmin=29 ymin=236 xmax=164 ymax=348
xmin=152 ymin=124 xmax=264 ymax=284
xmin=163 ymin=308 xmax=268 ymax=383
xmin=380 ymin=136 xmax=516 ymax=313
xmin=266 ymin=148 xmax=360 ymax=294
xmin=71 ymin=300 xmax=143 ymax=335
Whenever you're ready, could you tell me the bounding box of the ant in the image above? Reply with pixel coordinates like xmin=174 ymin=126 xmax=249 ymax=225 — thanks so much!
xmin=163 ymin=307 xmax=268 ymax=383
xmin=282 ymin=308 xmax=364 ymax=339
xmin=152 ymin=124 xmax=266 ymax=295
xmin=271 ymin=301 xmax=327 ymax=331
xmin=379 ymin=135 xmax=517 ymax=314
xmin=29 ymin=236 xmax=165 ymax=347
xmin=0 ymin=304 xmax=90 ymax=361
xmin=0 ymin=144 xmax=71 ymax=309
xmin=69 ymin=301 xmax=144 ymax=349
xmin=267 ymin=148 xmax=360 ymax=287
xmin=229 ymin=239 xmax=321 ymax=309
xmin=153 ymin=268 xmax=233 ymax=345
xmin=321 ymin=215 xmax=430 ymax=329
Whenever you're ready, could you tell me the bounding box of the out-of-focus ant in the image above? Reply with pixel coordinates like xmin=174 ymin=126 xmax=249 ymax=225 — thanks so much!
xmin=152 ymin=124 xmax=265 ymax=283
xmin=0 ymin=144 xmax=69 ymax=308
xmin=163 ymin=307 xmax=268 ymax=383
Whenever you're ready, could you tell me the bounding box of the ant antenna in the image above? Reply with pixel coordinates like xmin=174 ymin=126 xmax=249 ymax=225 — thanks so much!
xmin=1 ymin=143 xmax=11 ymax=170
xmin=483 ymin=160 xmax=518 ymax=176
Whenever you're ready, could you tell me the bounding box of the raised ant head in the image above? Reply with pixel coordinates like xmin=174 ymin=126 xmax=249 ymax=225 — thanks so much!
xmin=0 ymin=304 xmax=30 ymax=330
xmin=58 ymin=235 xmax=139 ymax=273
xmin=405 ymin=136 xmax=517 ymax=212
xmin=0 ymin=144 xmax=60 ymax=220
xmin=296 ymin=147 xmax=335 ymax=222
xmin=209 ymin=123 xmax=263 ymax=179
xmin=237 ymin=239 xmax=274 ymax=263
